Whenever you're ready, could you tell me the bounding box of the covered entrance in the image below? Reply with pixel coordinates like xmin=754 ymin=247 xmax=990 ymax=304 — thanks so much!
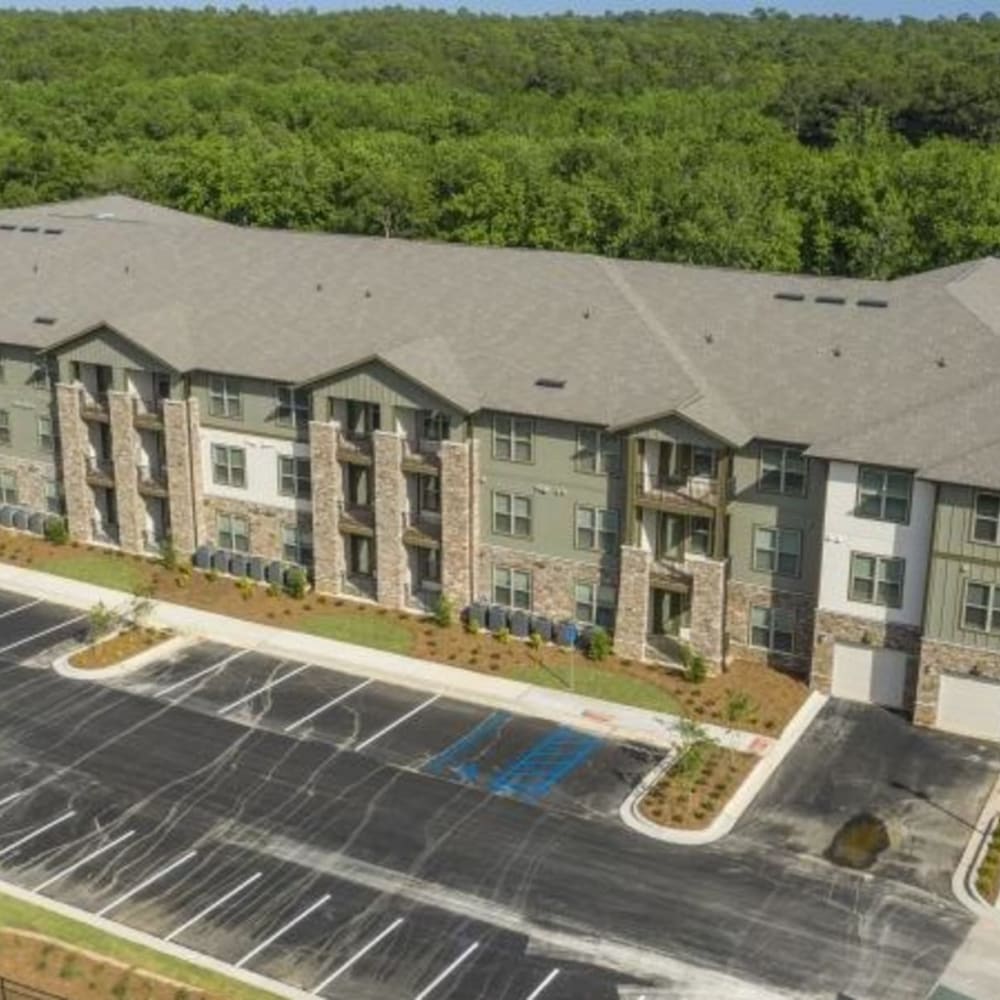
xmin=648 ymin=584 xmax=690 ymax=661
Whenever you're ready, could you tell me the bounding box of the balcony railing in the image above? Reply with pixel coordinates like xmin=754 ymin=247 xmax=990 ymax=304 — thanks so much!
xmin=79 ymin=390 xmax=110 ymax=421
xmin=635 ymin=473 xmax=720 ymax=512
xmin=402 ymin=509 xmax=441 ymax=546
xmin=136 ymin=461 xmax=168 ymax=493
xmin=133 ymin=395 xmax=165 ymax=427
xmin=85 ymin=455 xmax=115 ymax=484
xmin=337 ymin=430 xmax=374 ymax=462
xmin=91 ymin=518 xmax=119 ymax=546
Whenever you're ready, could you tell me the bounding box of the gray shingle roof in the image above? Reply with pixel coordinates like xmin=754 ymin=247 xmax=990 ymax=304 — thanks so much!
xmin=3 ymin=194 xmax=1000 ymax=487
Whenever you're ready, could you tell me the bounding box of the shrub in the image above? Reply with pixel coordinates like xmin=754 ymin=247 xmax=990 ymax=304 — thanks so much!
xmin=463 ymin=615 xmax=480 ymax=635
xmin=205 ymin=569 xmax=218 ymax=583
xmin=237 ymin=577 xmax=255 ymax=600
xmin=432 ymin=594 xmax=455 ymax=628
xmin=683 ymin=646 xmax=708 ymax=684
xmin=87 ymin=601 xmax=119 ymax=642
xmin=528 ymin=631 xmax=543 ymax=650
xmin=266 ymin=583 xmax=280 ymax=598
xmin=725 ymin=690 xmax=756 ymax=724
xmin=43 ymin=517 xmax=69 ymax=545
xmin=496 ymin=626 xmax=511 ymax=644
xmin=586 ymin=627 xmax=612 ymax=661
xmin=159 ymin=535 xmax=178 ymax=571
xmin=284 ymin=567 xmax=308 ymax=599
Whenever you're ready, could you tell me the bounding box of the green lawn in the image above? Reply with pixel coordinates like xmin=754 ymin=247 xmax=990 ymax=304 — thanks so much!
xmin=35 ymin=552 xmax=145 ymax=593
xmin=0 ymin=891 xmax=282 ymax=1000
xmin=296 ymin=611 xmax=414 ymax=654
xmin=503 ymin=659 xmax=683 ymax=714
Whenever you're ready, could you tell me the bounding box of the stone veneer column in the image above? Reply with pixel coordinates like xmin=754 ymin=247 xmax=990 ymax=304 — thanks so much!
xmin=440 ymin=439 xmax=476 ymax=607
xmin=163 ymin=398 xmax=204 ymax=555
xmin=108 ymin=391 xmax=144 ymax=553
xmin=688 ymin=557 xmax=727 ymax=669
xmin=54 ymin=383 xmax=91 ymax=542
xmin=309 ymin=420 xmax=344 ymax=595
xmin=614 ymin=545 xmax=651 ymax=660
xmin=373 ymin=430 xmax=406 ymax=607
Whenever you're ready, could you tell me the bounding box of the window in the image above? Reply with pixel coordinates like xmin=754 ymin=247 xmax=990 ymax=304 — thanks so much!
xmin=345 ymin=400 xmax=380 ymax=437
xmin=749 ymin=606 xmax=795 ymax=653
xmin=493 ymin=566 xmax=532 ymax=610
xmin=208 ymin=377 xmax=242 ymax=419
xmin=493 ymin=414 xmax=533 ymax=462
xmin=574 ymin=581 xmax=616 ymax=629
xmin=44 ymin=479 xmax=63 ymax=515
xmin=752 ymin=526 xmax=801 ymax=577
xmin=973 ymin=493 xmax=1000 ymax=544
xmin=856 ymin=466 xmax=912 ymax=523
xmin=37 ymin=415 xmax=54 ymax=452
xmin=0 ymin=470 xmax=16 ymax=504
xmin=689 ymin=516 xmax=712 ymax=556
xmin=849 ymin=553 xmax=904 ymax=608
xmin=276 ymin=386 xmax=310 ymax=428
xmin=418 ymin=475 xmax=441 ymax=514
xmin=575 ymin=505 xmax=619 ymax=554
xmin=963 ymin=582 xmax=1000 ymax=633
xmin=211 ymin=445 xmax=246 ymax=488
xmin=690 ymin=447 xmax=716 ymax=478
xmin=278 ymin=456 xmax=311 ymax=498
xmin=346 ymin=464 xmax=371 ymax=507
xmin=32 ymin=361 xmax=50 ymax=391
xmin=493 ymin=491 xmax=531 ymax=537
xmin=0 ymin=410 xmax=9 ymax=446
xmin=217 ymin=513 xmax=249 ymax=553
xmin=576 ymin=427 xmax=621 ymax=475
xmin=417 ymin=547 xmax=441 ymax=585
xmin=419 ymin=410 xmax=450 ymax=443
xmin=349 ymin=535 xmax=374 ymax=576
xmin=759 ymin=445 xmax=807 ymax=496
xmin=282 ymin=522 xmax=313 ymax=565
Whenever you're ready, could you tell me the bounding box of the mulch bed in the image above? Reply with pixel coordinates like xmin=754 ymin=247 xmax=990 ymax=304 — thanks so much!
xmin=68 ymin=627 xmax=171 ymax=670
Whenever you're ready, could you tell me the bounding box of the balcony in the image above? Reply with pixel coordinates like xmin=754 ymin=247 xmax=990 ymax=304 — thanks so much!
xmin=91 ymin=518 xmax=119 ymax=546
xmin=337 ymin=430 xmax=373 ymax=465
xmin=85 ymin=456 xmax=115 ymax=488
xmin=635 ymin=473 xmax=721 ymax=515
xmin=402 ymin=509 xmax=441 ymax=548
xmin=80 ymin=391 xmax=110 ymax=423
xmin=402 ymin=438 xmax=443 ymax=475
xmin=137 ymin=461 xmax=168 ymax=497
xmin=133 ymin=395 xmax=165 ymax=430
xmin=338 ymin=499 xmax=374 ymax=536
xmin=143 ymin=530 xmax=165 ymax=555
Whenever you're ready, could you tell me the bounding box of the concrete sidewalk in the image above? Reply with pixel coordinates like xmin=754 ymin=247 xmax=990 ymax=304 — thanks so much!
xmin=0 ymin=562 xmax=777 ymax=755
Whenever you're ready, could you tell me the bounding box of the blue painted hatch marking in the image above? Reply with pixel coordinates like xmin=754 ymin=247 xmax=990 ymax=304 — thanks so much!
xmin=488 ymin=727 xmax=602 ymax=803
xmin=423 ymin=711 xmax=511 ymax=778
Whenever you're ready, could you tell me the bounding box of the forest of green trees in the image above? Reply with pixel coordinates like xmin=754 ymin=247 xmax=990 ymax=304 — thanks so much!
xmin=2 ymin=8 xmax=1000 ymax=277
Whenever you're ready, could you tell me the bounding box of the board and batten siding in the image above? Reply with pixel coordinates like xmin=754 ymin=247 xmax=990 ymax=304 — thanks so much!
xmin=924 ymin=482 xmax=1000 ymax=650
xmin=190 ymin=371 xmax=304 ymax=441
xmin=475 ymin=412 xmax=624 ymax=566
xmin=52 ymin=326 xmax=177 ymax=393
xmin=728 ymin=443 xmax=826 ymax=595
xmin=817 ymin=459 xmax=934 ymax=627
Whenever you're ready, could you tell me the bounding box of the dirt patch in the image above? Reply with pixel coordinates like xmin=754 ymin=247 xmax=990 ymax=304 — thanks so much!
xmin=68 ymin=628 xmax=172 ymax=670
xmin=826 ymin=813 xmax=891 ymax=869
xmin=0 ymin=928 xmax=215 ymax=1000
xmin=638 ymin=743 xmax=757 ymax=830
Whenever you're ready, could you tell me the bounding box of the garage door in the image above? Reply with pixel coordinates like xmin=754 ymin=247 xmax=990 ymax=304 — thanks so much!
xmin=831 ymin=643 xmax=909 ymax=709
xmin=937 ymin=674 xmax=1000 ymax=741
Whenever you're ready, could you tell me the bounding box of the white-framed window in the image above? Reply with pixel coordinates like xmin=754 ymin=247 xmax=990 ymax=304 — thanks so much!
xmin=752 ymin=526 xmax=801 ymax=577
xmin=689 ymin=516 xmax=712 ymax=556
xmin=576 ymin=427 xmax=621 ymax=475
xmin=217 ymin=513 xmax=249 ymax=553
xmin=349 ymin=535 xmax=374 ymax=575
xmin=44 ymin=479 xmax=63 ymax=515
xmin=963 ymin=581 xmax=1000 ymax=632
xmin=575 ymin=505 xmax=619 ymax=554
xmin=849 ymin=553 xmax=904 ymax=608
xmin=973 ymin=492 xmax=1000 ymax=545
xmin=419 ymin=410 xmax=450 ymax=442
xmin=759 ymin=444 xmax=807 ymax=496
xmin=278 ymin=456 xmax=311 ymax=498
xmin=282 ymin=521 xmax=313 ymax=565
xmin=0 ymin=469 xmax=16 ymax=504
xmin=749 ymin=606 xmax=795 ymax=653
xmin=345 ymin=400 xmax=380 ymax=437
xmin=856 ymin=466 xmax=911 ymax=523
xmin=418 ymin=547 xmax=441 ymax=585
xmin=37 ymin=415 xmax=54 ymax=452
xmin=690 ymin=446 xmax=716 ymax=478
xmin=418 ymin=474 xmax=441 ymax=514
xmin=0 ymin=410 xmax=10 ymax=446
xmin=493 ymin=491 xmax=532 ymax=537
xmin=209 ymin=376 xmax=242 ymax=419
xmin=211 ymin=444 xmax=246 ymax=488
xmin=346 ymin=464 xmax=371 ymax=507
xmin=276 ymin=385 xmax=310 ymax=428
xmin=493 ymin=414 xmax=533 ymax=463
xmin=493 ymin=566 xmax=532 ymax=610
xmin=574 ymin=581 xmax=616 ymax=629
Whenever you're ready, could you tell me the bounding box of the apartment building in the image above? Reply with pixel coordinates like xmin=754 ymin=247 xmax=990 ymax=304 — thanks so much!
xmin=3 ymin=195 xmax=1000 ymax=740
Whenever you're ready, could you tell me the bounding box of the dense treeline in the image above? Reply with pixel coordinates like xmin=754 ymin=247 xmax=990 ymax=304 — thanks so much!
xmin=2 ymin=8 xmax=1000 ymax=277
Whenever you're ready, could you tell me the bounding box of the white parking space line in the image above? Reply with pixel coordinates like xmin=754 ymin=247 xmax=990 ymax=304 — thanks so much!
xmin=0 ymin=614 xmax=86 ymax=656
xmin=285 ymin=678 xmax=373 ymax=733
xmin=0 ymin=599 xmax=41 ymax=620
xmin=235 ymin=893 xmax=330 ymax=968
xmin=165 ymin=870 xmax=262 ymax=942
xmin=525 ymin=968 xmax=560 ymax=999
xmin=0 ymin=810 xmax=75 ymax=859
xmin=159 ymin=649 xmax=252 ymax=698
xmin=217 ymin=663 xmax=312 ymax=716
xmin=97 ymin=850 xmax=197 ymax=917
xmin=35 ymin=829 xmax=136 ymax=892
xmin=0 ymin=792 xmax=23 ymax=808
xmin=354 ymin=694 xmax=441 ymax=752
xmin=311 ymin=916 xmax=404 ymax=993
xmin=413 ymin=941 xmax=480 ymax=1000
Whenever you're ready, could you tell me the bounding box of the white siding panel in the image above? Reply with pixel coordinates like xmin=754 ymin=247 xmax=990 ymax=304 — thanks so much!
xmin=200 ymin=428 xmax=310 ymax=511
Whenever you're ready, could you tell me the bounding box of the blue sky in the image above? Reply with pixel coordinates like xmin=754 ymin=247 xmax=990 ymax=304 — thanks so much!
xmin=2 ymin=1 xmax=998 ymax=17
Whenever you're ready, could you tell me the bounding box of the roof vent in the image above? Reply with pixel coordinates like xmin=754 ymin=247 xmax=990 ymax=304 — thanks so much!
xmin=535 ymin=378 xmax=566 ymax=389
xmin=42 ymin=228 xmax=63 ymax=236
xmin=582 ymin=308 xmax=591 ymax=319
xmin=815 ymin=295 xmax=847 ymax=306
xmin=703 ymin=332 xmax=714 ymax=344
xmin=936 ymin=356 xmax=947 ymax=369
xmin=364 ymin=288 xmax=372 ymax=298
xmin=33 ymin=316 xmax=56 ymax=326
xmin=857 ymin=298 xmax=888 ymax=309
xmin=19 ymin=226 xmax=39 ymax=233
xmin=774 ymin=291 xmax=805 ymax=302
xmin=831 ymin=346 xmax=842 ymax=358
xmin=0 ymin=224 xmax=15 ymax=231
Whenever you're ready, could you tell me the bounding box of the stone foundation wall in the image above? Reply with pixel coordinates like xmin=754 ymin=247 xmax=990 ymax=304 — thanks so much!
xmin=440 ymin=440 xmax=474 ymax=607
xmin=108 ymin=391 xmax=144 ymax=553
xmin=55 ymin=383 xmax=91 ymax=541
xmin=202 ymin=495 xmax=297 ymax=562
xmin=613 ymin=545 xmax=651 ymax=661
xmin=914 ymin=639 xmax=1000 ymax=727
xmin=373 ymin=431 xmax=406 ymax=608
xmin=811 ymin=608 xmax=922 ymax=700
xmin=727 ymin=579 xmax=815 ymax=674
xmin=163 ymin=399 xmax=201 ymax=554
xmin=309 ymin=420 xmax=343 ymax=595
xmin=688 ymin=556 xmax=726 ymax=668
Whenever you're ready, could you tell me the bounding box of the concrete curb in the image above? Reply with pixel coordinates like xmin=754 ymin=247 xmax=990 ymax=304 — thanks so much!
xmin=952 ymin=773 xmax=1000 ymax=920
xmin=53 ymin=631 xmax=195 ymax=681
xmin=0 ymin=879 xmax=312 ymax=1000
xmin=619 ymin=690 xmax=829 ymax=845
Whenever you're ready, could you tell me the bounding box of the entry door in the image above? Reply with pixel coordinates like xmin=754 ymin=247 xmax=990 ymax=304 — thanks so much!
xmin=651 ymin=588 xmax=688 ymax=637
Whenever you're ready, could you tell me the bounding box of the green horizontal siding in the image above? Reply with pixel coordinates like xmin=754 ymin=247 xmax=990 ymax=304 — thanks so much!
xmin=0 ymin=344 xmax=57 ymax=461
